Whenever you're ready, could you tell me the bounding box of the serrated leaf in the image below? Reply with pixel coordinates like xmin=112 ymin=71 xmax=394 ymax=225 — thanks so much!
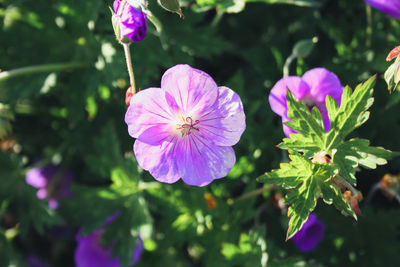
xmin=325 ymin=76 xmax=376 ymax=150
xmin=325 ymin=95 xmax=339 ymax=122
xmin=285 ymin=163 xmax=338 ymax=240
xmin=278 ymin=134 xmax=320 ymax=158
xmin=260 ymin=150 xmax=340 ymax=239
xmin=257 ymin=151 xmax=311 ymax=188
xmin=285 ymin=90 xmax=325 ymax=146
xmin=319 ymin=181 xmax=355 ymax=219
xmin=332 ymin=138 xmax=395 ymax=185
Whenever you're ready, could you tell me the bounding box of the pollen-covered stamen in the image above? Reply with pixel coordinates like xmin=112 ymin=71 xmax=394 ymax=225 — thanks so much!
xmin=177 ymin=116 xmax=200 ymax=137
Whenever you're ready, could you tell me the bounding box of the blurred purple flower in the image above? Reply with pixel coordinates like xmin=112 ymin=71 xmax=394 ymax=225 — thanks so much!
xmin=113 ymin=0 xmax=147 ymax=42
xmin=26 ymin=164 xmax=73 ymax=209
xmin=365 ymin=0 xmax=400 ymax=19
xmin=74 ymin=214 xmax=143 ymax=267
xmin=292 ymin=213 xmax=325 ymax=252
xmin=268 ymin=68 xmax=343 ymax=137
xmin=125 ymin=64 xmax=246 ymax=186
xmin=26 ymin=255 xmax=51 ymax=267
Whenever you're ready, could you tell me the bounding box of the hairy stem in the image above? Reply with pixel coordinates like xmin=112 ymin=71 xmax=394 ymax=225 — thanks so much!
xmin=234 ymin=185 xmax=274 ymax=202
xmin=0 ymin=62 xmax=89 ymax=82
xmin=123 ymin=43 xmax=136 ymax=93
xmin=283 ymin=53 xmax=296 ymax=77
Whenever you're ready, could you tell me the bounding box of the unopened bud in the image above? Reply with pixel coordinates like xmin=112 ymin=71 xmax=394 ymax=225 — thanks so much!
xmin=386 ymin=46 xmax=400 ymax=61
xmin=125 ymin=86 xmax=135 ymax=106
xmin=292 ymin=37 xmax=318 ymax=59
xmin=157 ymin=0 xmax=184 ymax=18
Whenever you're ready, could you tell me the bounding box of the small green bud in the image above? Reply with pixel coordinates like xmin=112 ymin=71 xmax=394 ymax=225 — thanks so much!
xmin=292 ymin=37 xmax=318 ymax=59
xmin=157 ymin=0 xmax=184 ymax=18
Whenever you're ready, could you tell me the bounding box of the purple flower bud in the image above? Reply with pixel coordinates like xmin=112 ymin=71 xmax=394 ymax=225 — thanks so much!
xmin=365 ymin=0 xmax=400 ymax=19
xmin=74 ymin=213 xmax=143 ymax=267
xmin=292 ymin=213 xmax=325 ymax=252
xmin=113 ymin=0 xmax=147 ymax=43
xmin=25 ymin=164 xmax=73 ymax=209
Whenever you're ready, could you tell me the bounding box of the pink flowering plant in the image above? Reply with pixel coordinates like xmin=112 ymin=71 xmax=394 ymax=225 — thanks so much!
xmin=4 ymin=0 xmax=400 ymax=266
xmin=125 ymin=64 xmax=246 ymax=186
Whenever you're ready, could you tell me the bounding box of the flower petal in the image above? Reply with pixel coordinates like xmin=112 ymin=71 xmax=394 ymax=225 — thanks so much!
xmin=315 ymin=103 xmax=331 ymax=132
xmin=178 ymin=135 xmax=236 ymax=186
xmin=74 ymin=229 xmax=120 ymax=267
xmin=136 ymin=124 xmax=174 ymax=146
xmin=134 ymin=139 xmax=182 ymax=184
xmin=302 ymin=68 xmax=343 ymax=104
xmin=365 ymin=0 xmax=400 ymax=19
xmin=292 ymin=213 xmax=325 ymax=252
xmin=26 ymin=169 xmax=48 ymax=188
xmin=198 ymin=86 xmax=246 ymax=146
xmin=161 ymin=64 xmax=219 ymax=114
xmin=125 ymin=88 xmax=174 ymax=138
xmin=269 ymin=76 xmax=310 ymax=117
xmin=282 ymin=116 xmax=297 ymax=137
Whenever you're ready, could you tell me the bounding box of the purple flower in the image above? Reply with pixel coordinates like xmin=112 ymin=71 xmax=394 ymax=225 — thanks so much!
xmin=113 ymin=0 xmax=147 ymax=42
xmin=125 ymin=64 xmax=246 ymax=186
xmin=365 ymin=0 xmax=400 ymax=19
xmin=25 ymin=164 xmax=73 ymax=209
xmin=26 ymin=255 xmax=51 ymax=267
xmin=292 ymin=213 xmax=325 ymax=252
xmin=268 ymin=68 xmax=343 ymax=137
xmin=74 ymin=215 xmax=143 ymax=267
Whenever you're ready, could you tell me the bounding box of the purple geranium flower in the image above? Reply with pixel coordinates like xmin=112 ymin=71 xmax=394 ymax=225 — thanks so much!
xmin=268 ymin=68 xmax=343 ymax=137
xmin=26 ymin=164 xmax=73 ymax=209
xmin=26 ymin=255 xmax=51 ymax=267
xmin=125 ymin=64 xmax=246 ymax=186
xmin=365 ymin=0 xmax=400 ymax=19
xmin=292 ymin=213 xmax=325 ymax=252
xmin=74 ymin=214 xmax=143 ymax=267
xmin=113 ymin=0 xmax=147 ymax=42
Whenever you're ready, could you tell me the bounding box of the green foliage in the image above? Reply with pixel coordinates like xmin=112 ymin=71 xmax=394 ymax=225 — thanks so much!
xmin=1 ymin=0 xmax=400 ymax=266
xmin=221 ymin=227 xmax=267 ymax=266
xmin=259 ymin=77 xmax=395 ymax=238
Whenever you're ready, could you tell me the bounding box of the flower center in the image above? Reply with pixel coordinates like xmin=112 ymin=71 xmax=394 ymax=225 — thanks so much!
xmin=177 ymin=116 xmax=200 ymax=137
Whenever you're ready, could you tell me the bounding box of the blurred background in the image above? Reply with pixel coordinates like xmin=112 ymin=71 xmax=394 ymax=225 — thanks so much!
xmin=1 ymin=0 xmax=400 ymax=266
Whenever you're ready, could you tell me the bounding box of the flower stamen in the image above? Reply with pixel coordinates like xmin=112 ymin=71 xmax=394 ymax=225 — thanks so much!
xmin=177 ymin=116 xmax=200 ymax=137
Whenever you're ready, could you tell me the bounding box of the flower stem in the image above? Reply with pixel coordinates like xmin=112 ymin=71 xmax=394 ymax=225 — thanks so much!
xmin=283 ymin=53 xmax=296 ymax=77
xmin=365 ymin=4 xmax=372 ymax=47
xmin=123 ymin=43 xmax=136 ymax=93
xmin=0 ymin=62 xmax=89 ymax=82
xmin=234 ymin=184 xmax=274 ymax=203
xmin=334 ymin=175 xmax=358 ymax=195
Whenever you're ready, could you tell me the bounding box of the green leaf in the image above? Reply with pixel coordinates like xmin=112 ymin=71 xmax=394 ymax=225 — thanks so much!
xmin=285 ymin=90 xmax=325 ymax=146
xmin=285 ymin=163 xmax=338 ymax=240
xmin=257 ymin=151 xmax=312 ymax=188
xmin=332 ymin=138 xmax=395 ymax=185
xmin=221 ymin=227 xmax=268 ymax=267
xmin=325 ymin=76 xmax=376 ymax=150
xmin=278 ymin=134 xmax=320 ymax=158
xmin=260 ymin=150 xmax=347 ymax=239
xmin=319 ymin=182 xmax=355 ymax=219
